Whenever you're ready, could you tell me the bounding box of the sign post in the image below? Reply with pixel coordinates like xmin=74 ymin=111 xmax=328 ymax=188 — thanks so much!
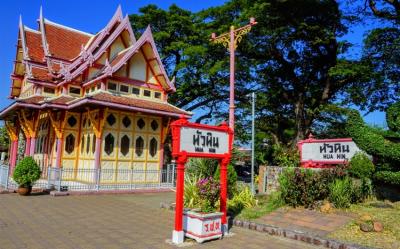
xmin=170 ymin=117 xmax=233 ymax=244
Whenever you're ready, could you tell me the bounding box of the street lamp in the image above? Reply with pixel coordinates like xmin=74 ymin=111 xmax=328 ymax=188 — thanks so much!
xmin=210 ymin=18 xmax=257 ymax=138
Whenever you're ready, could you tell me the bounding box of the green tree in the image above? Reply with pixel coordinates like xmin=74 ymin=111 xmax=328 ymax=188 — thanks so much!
xmin=201 ymin=0 xmax=373 ymax=147
xmin=0 ymin=126 xmax=10 ymax=151
xmin=343 ymin=0 xmax=400 ymax=111
xmin=129 ymin=1 xmax=378 ymax=150
xmin=129 ymin=5 xmax=228 ymax=123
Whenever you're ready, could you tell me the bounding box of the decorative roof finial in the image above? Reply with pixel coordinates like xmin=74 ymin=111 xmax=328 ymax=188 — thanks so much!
xmin=19 ymin=15 xmax=23 ymax=27
xmin=39 ymin=5 xmax=43 ymax=20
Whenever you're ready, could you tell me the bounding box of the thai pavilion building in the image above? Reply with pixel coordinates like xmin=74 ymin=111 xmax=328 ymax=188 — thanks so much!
xmin=0 ymin=6 xmax=191 ymax=184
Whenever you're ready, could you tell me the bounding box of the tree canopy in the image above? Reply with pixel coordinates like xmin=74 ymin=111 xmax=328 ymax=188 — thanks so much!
xmin=128 ymin=0 xmax=396 ymax=164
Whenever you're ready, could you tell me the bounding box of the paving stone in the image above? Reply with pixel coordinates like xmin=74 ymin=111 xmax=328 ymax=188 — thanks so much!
xmin=255 ymin=207 xmax=353 ymax=237
xmin=0 ymin=193 xmax=322 ymax=249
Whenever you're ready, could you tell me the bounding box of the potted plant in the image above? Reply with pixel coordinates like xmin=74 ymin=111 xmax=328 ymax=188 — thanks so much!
xmin=13 ymin=156 xmax=41 ymax=195
xmin=184 ymin=177 xmax=223 ymax=243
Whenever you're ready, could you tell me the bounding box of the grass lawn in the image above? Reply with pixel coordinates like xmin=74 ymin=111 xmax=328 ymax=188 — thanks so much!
xmin=328 ymin=200 xmax=400 ymax=249
xmin=235 ymin=193 xmax=284 ymax=220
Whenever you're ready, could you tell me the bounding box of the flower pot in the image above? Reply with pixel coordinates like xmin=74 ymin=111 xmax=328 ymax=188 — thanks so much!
xmin=183 ymin=210 xmax=223 ymax=243
xmin=17 ymin=186 xmax=32 ymax=196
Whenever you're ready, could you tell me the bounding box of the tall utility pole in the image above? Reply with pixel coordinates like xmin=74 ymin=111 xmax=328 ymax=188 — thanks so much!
xmin=211 ymin=18 xmax=257 ymax=137
xmin=251 ymin=92 xmax=256 ymax=194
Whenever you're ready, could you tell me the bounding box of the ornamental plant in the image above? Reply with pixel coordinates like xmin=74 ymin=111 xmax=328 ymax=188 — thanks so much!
xmin=196 ymin=177 xmax=220 ymax=213
xmin=13 ymin=156 xmax=41 ymax=187
xmin=348 ymin=152 xmax=375 ymax=179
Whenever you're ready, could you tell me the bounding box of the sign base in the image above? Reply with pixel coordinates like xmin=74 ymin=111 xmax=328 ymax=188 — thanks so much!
xmin=172 ymin=230 xmax=184 ymax=244
xmin=222 ymin=223 xmax=229 ymax=235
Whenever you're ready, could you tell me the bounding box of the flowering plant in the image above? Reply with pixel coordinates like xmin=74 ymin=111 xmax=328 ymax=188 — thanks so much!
xmin=196 ymin=177 xmax=220 ymax=213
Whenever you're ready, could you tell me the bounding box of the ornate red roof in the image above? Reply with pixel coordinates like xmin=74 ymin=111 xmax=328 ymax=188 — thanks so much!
xmin=44 ymin=95 xmax=76 ymax=105
xmin=43 ymin=21 xmax=92 ymax=61
xmin=87 ymin=92 xmax=190 ymax=116
xmin=5 ymin=6 xmax=186 ymax=118
xmin=16 ymin=95 xmax=45 ymax=104
xmin=25 ymin=29 xmax=44 ymax=63
xmin=31 ymin=67 xmax=52 ymax=81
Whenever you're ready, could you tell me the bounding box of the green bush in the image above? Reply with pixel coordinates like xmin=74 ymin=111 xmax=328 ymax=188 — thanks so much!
xmin=184 ymin=174 xmax=201 ymax=209
xmin=374 ymin=171 xmax=400 ymax=186
xmin=214 ymin=163 xmax=238 ymax=197
xmin=228 ymin=184 xmax=257 ymax=214
xmin=13 ymin=157 xmax=41 ymax=187
xmin=348 ymin=152 xmax=375 ymax=179
xmin=328 ymin=177 xmax=353 ymax=208
xmin=272 ymin=144 xmax=300 ymax=167
xmin=186 ymin=158 xmax=218 ymax=178
xmin=279 ymin=167 xmax=348 ymax=208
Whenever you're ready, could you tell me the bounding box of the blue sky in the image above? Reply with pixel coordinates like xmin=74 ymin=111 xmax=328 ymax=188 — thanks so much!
xmin=0 ymin=0 xmax=387 ymax=127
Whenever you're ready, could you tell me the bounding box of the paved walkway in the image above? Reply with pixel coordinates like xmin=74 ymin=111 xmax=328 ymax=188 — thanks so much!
xmin=0 ymin=193 xmax=323 ymax=249
xmin=255 ymin=208 xmax=353 ymax=237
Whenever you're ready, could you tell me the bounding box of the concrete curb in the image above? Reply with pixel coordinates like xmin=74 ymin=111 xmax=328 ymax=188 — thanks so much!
xmin=232 ymin=219 xmax=374 ymax=249
xmin=50 ymin=188 xmax=174 ymax=196
xmin=159 ymin=203 xmax=374 ymax=249
xmin=0 ymin=189 xmax=14 ymax=194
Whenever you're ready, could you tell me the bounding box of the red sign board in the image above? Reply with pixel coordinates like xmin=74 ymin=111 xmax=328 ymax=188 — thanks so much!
xmin=297 ymin=135 xmax=363 ymax=168
xmin=170 ymin=117 xmax=233 ymax=244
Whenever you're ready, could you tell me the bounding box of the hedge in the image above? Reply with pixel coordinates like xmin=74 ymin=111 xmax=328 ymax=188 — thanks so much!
xmin=374 ymin=171 xmax=400 ymax=186
xmin=346 ymin=110 xmax=400 ymax=162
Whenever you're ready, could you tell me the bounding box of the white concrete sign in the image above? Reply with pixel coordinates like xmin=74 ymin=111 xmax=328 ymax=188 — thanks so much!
xmin=301 ymin=141 xmax=363 ymax=162
xmin=180 ymin=127 xmax=229 ymax=155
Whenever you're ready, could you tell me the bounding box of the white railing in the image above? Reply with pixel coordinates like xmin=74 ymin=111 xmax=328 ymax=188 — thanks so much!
xmin=0 ymin=164 xmax=176 ymax=192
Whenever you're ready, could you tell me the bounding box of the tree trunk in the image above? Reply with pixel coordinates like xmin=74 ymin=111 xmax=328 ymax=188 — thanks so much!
xmin=293 ymin=96 xmax=306 ymax=148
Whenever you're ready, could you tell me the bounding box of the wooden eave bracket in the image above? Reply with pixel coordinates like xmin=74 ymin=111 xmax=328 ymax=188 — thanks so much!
xmin=162 ymin=117 xmax=171 ymax=144
xmin=48 ymin=110 xmax=67 ymax=139
xmin=17 ymin=112 xmax=31 ymax=138
xmin=20 ymin=109 xmax=40 ymax=138
xmin=5 ymin=122 xmax=19 ymax=142
xmin=86 ymin=108 xmax=108 ymax=138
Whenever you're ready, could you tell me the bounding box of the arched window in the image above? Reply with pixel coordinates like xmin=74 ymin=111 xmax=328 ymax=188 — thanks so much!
xmin=149 ymin=138 xmax=158 ymax=157
xmin=92 ymin=135 xmax=96 ymax=154
xmin=107 ymin=114 xmax=116 ymax=126
xmin=135 ymin=136 xmax=144 ymax=157
xmin=122 ymin=116 xmax=131 ymax=128
xmin=67 ymin=116 xmax=77 ymax=127
xmin=65 ymin=134 xmax=75 ymax=154
xmin=137 ymin=118 xmax=145 ymax=130
xmin=86 ymin=135 xmax=90 ymax=154
xmin=120 ymin=135 xmax=130 ymax=156
xmin=104 ymin=133 xmax=115 ymax=155
xmin=150 ymin=120 xmax=159 ymax=131
xmin=81 ymin=136 xmax=85 ymax=154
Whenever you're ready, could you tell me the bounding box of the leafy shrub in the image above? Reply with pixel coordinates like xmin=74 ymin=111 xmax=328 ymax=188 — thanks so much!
xmin=360 ymin=178 xmax=373 ymax=199
xmin=348 ymin=152 xmax=375 ymax=179
xmin=374 ymin=171 xmax=400 ymax=186
xmin=186 ymin=158 xmax=218 ymax=178
xmin=279 ymin=167 xmax=347 ymax=208
xmin=196 ymin=177 xmax=220 ymax=213
xmin=272 ymin=144 xmax=300 ymax=167
xmin=329 ymin=178 xmax=353 ymax=208
xmin=228 ymin=184 xmax=257 ymax=215
xmin=214 ymin=164 xmax=238 ymax=197
xmin=184 ymin=174 xmax=201 ymax=209
xmin=236 ymin=191 xmax=284 ymax=220
xmin=13 ymin=157 xmax=41 ymax=187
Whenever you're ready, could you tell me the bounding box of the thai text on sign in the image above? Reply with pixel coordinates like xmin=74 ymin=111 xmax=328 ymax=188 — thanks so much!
xmin=180 ymin=127 xmax=229 ymax=155
xmin=300 ymin=140 xmax=362 ymax=162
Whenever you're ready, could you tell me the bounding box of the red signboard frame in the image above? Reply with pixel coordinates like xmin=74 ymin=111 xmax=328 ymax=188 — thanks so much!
xmin=297 ymin=135 xmax=353 ymax=168
xmin=170 ymin=117 xmax=233 ymax=244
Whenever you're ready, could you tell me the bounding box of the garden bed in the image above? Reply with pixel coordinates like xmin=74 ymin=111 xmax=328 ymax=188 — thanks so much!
xmin=328 ymin=200 xmax=400 ymax=249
